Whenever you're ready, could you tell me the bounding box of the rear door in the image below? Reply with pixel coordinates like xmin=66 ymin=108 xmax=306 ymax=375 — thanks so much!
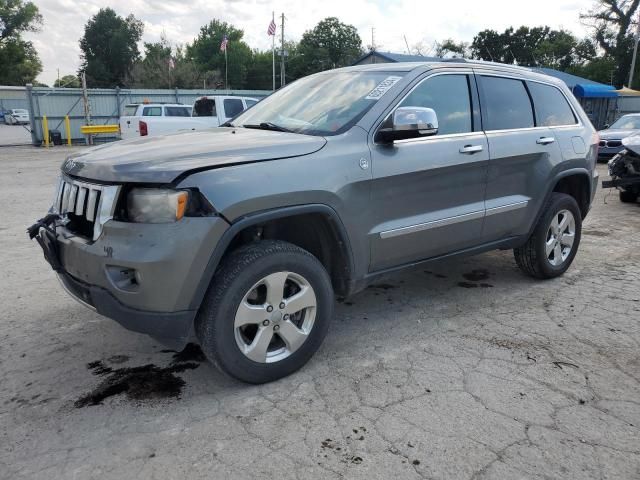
xmin=368 ymin=70 xmax=489 ymax=271
xmin=192 ymin=97 xmax=219 ymax=126
xmin=476 ymin=73 xmax=564 ymax=242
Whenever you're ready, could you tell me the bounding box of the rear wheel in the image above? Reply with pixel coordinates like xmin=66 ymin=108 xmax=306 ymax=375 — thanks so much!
xmin=514 ymin=193 xmax=582 ymax=279
xmin=619 ymin=189 xmax=638 ymax=203
xmin=196 ymin=240 xmax=333 ymax=384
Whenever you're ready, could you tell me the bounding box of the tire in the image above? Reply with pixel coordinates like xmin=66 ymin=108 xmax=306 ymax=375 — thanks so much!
xmin=514 ymin=193 xmax=582 ymax=279
xmin=196 ymin=240 xmax=333 ymax=384
xmin=619 ymin=190 xmax=638 ymax=203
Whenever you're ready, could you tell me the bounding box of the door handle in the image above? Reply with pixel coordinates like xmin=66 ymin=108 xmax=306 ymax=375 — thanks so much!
xmin=536 ymin=137 xmax=555 ymax=145
xmin=459 ymin=145 xmax=483 ymax=154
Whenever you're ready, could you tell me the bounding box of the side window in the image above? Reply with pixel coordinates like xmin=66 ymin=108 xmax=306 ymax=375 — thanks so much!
xmin=224 ymin=98 xmax=245 ymax=118
xmin=245 ymin=99 xmax=258 ymax=108
xmin=481 ymin=76 xmax=534 ymax=130
xmin=193 ymin=98 xmax=216 ymax=117
xmin=164 ymin=106 xmax=192 ymax=117
xmin=142 ymin=106 xmax=162 ymax=117
xmin=527 ymin=82 xmax=577 ymax=127
xmin=398 ymin=74 xmax=472 ymax=135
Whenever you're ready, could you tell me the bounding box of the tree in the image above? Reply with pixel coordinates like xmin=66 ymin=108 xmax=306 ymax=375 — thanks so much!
xmin=128 ymin=37 xmax=205 ymax=89
xmin=79 ymin=8 xmax=143 ymax=87
xmin=186 ymin=19 xmax=253 ymax=88
xmin=471 ymin=26 xmax=594 ymax=70
xmin=53 ymin=74 xmax=80 ymax=88
xmin=294 ymin=17 xmax=363 ymax=76
xmin=435 ymin=39 xmax=469 ymax=58
xmin=581 ymin=0 xmax=640 ymax=87
xmin=0 ymin=0 xmax=42 ymax=85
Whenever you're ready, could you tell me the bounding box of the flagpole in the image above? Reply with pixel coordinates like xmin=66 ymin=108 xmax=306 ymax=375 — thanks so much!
xmin=272 ymin=12 xmax=275 ymax=91
xmin=225 ymin=46 xmax=228 ymax=89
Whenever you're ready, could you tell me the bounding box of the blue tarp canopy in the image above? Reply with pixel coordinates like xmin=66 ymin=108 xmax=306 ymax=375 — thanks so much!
xmin=532 ymin=67 xmax=617 ymax=98
xmin=572 ymin=84 xmax=618 ymax=98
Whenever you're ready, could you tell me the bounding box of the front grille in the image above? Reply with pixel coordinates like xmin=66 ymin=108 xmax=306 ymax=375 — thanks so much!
xmin=53 ymin=176 xmax=120 ymax=240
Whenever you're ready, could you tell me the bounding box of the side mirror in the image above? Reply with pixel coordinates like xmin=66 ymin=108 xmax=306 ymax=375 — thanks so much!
xmin=376 ymin=107 xmax=439 ymax=143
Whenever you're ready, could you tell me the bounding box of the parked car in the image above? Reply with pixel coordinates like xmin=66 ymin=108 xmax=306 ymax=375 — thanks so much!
xmin=602 ymin=134 xmax=640 ymax=203
xmin=119 ymin=96 xmax=258 ymax=140
xmin=597 ymin=113 xmax=640 ymax=161
xmin=119 ymin=103 xmax=193 ymax=140
xmin=29 ymin=60 xmax=598 ymax=384
xmin=4 ymin=108 xmax=30 ymax=125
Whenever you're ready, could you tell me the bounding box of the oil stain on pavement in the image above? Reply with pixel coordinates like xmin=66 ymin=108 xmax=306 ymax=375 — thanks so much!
xmin=75 ymin=344 xmax=205 ymax=407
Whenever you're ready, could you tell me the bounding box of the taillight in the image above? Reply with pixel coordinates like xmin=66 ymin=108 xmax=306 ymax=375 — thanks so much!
xmin=139 ymin=120 xmax=148 ymax=136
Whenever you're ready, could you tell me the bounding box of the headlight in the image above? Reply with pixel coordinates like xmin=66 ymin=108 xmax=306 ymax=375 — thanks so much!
xmin=127 ymin=188 xmax=188 ymax=223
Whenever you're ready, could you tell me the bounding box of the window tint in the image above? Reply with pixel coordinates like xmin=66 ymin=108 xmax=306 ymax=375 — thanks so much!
xmin=142 ymin=106 xmax=162 ymax=117
xmin=481 ymin=76 xmax=534 ymax=130
xmin=224 ymin=98 xmax=245 ymax=118
xmin=193 ymin=98 xmax=216 ymax=117
xmin=245 ymin=99 xmax=258 ymax=107
xmin=527 ymin=82 xmax=576 ymax=126
xmin=164 ymin=106 xmax=192 ymax=117
xmin=398 ymin=74 xmax=472 ymax=135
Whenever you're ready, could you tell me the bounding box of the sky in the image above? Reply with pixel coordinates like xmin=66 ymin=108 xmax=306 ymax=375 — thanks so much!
xmin=26 ymin=0 xmax=592 ymax=86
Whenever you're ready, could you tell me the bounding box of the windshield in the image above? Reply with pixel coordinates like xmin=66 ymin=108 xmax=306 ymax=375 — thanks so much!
xmin=610 ymin=116 xmax=640 ymax=130
xmin=231 ymin=71 xmax=405 ymax=136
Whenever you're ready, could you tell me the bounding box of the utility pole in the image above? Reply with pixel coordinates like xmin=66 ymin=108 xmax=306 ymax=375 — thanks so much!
xmin=371 ymin=27 xmax=376 ymax=51
xmin=280 ymin=13 xmax=285 ymax=87
xmin=81 ymin=72 xmax=92 ymax=145
xmin=629 ymin=11 xmax=640 ymax=88
xmin=404 ymin=35 xmax=410 ymax=55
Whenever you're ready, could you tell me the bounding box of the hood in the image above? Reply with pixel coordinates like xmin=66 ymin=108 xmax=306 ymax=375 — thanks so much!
xmin=622 ymin=134 xmax=640 ymax=155
xmin=62 ymin=127 xmax=327 ymax=183
xmin=598 ymin=128 xmax=639 ymax=139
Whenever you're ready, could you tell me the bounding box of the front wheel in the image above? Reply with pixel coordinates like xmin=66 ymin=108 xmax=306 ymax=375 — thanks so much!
xmin=514 ymin=193 xmax=582 ymax=279
xmin=196 ymin=240 xmax=333 ymax=384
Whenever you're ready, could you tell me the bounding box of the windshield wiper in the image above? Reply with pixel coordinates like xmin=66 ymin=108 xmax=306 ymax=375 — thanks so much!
xmin=242 ymin=122 xmax=294 ymax=133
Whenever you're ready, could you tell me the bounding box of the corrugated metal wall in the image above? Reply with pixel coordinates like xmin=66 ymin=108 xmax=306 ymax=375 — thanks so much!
xmin=2 ymin=86 xmax=270 ymax=145
xmin=0 ymin=86 xmax=29 ymax=113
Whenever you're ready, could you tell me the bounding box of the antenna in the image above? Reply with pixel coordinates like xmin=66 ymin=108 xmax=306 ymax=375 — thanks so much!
xmin=404 ymin=35 xmax=410 ymax=54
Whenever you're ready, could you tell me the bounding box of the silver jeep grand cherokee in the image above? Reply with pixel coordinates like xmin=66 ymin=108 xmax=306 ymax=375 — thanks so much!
xmin=29 ymin=60 xmax=599 ymax=383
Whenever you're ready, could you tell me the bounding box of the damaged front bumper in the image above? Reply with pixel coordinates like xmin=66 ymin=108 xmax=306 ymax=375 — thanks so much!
xmin=28 ymin=213 xmax=229 ymax=348
xmin=602 ymin=150 xmax=640 ymax=192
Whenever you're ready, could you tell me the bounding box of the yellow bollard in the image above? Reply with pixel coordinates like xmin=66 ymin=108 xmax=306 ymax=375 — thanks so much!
xmin=42 ymin=115 xmax=49 ymax=148
xmin=64 ymin=115 xmax=72 ymax=146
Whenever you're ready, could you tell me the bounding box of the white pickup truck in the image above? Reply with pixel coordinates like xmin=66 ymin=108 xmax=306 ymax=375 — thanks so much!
xmin=119 ymin=96 xmax=259 ymax=140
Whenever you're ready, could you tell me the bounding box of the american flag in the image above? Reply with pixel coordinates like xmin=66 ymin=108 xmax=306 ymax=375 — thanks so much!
xmin=267 ymin=18 xmax=276 ymax=36
xmin=220 ymin=34 xmax=228 ymax=52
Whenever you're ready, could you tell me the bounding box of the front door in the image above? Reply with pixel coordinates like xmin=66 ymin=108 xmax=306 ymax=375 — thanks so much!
xmin=368 ymin=71 xmax=489 ymax=271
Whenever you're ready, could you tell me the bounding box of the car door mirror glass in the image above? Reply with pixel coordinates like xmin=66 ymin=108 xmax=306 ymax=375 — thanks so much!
xmin=377 ymin=107 xmax=439 ymax=143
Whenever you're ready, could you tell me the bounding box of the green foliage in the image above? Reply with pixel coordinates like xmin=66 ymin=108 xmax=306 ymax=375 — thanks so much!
xmin=294 ymin=17 xmax=363 ymax=76
xmin=186 ymin=19 xmax=253 ymax=88
xmin=581 ymin=0 xmax=640 ymax=87
xmin=435 ymin=39 xmax=469 ymax=58
xmin=53 ymin=74 xmax=80 ymax=88
xmin=0 ymin=0 xmax=42 ymax=85
xmin=129 ymin=38 xmax=205 ymax=89
xmin=470 ymin=26 xmax=591 ymax=68
xmin=79 ymin=8 xmax=144 ymax=87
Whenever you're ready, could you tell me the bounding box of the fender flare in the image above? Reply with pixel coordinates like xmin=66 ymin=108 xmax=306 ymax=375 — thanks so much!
xmin=525 ymin=167 xmax=592 ymax=240
xmin=188 ymin=203 xmax=355 ymax=311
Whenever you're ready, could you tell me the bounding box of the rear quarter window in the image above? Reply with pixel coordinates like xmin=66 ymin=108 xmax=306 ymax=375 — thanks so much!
xmin=527 ymin=82 xmax=577 ymax=126
xmin=142 ymin=106 xmax=162 ymax=117
xmin=481 ymin=76 xmax=534 ymax=131
xmin=164 ymin=106 xmax=192 ymax=117
xmin=123 ymin=105 xmax=139 ymax=116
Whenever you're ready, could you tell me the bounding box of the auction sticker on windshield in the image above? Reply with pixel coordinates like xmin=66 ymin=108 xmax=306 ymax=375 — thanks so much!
xmin=365 ymin=76 xmax=403 ymax=100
